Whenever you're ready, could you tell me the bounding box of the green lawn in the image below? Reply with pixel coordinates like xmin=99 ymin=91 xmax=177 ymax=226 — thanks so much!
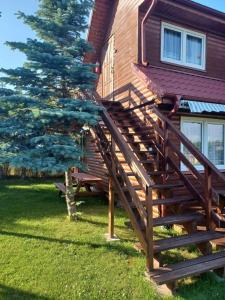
xmin=0 ymin=179 xmax=225 ymax=300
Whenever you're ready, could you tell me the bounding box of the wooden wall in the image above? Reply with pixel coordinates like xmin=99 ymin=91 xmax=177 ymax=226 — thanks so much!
xmin=85 ymin=131 xmax=108 ymax=191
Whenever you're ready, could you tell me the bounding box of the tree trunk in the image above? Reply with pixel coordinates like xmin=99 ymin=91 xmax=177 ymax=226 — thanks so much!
xmin=65 ymin=168 xmax=77 ymax=221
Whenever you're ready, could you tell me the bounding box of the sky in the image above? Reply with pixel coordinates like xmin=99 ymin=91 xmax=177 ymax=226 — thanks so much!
xmin=0 ymin=0 xmax=38 ymax=69
xmin=0 ymin=0 xmax=225 ymax=69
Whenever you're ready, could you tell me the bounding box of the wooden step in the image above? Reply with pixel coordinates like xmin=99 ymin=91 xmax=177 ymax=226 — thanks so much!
xmin=151 ymin=250 xmax=225 ymax=285
xmin=117 ymin=116 xmax=144 ymax=123
xmin=123 ymin=185 xmax=143 ymax=192
xmin=140 ymin=159 xmax=155 ymax=164
xmin=125 ymin=170 xmax=174 ymax=177
xmin=118 ymin=124 xmax=152 ymax=130
xmin=136 ymin=150 xmax=153 ymax=154
xmin=152 ymin=196 xmax=196 ymax=206
xmin=129 ymin=140 xmax=153 ymax=145
xmin=115 ymin=150 xmax=153 ymax=155
xmin=154 ymin=231 xmax=224 ymax=254
xmin=151 ymin=182 xmax=184 ymax=190
xmin=123 ymin=172 xmax=136 ymax=176
xmin=120 ymin=130 xmax=152 ymax=136
xmin=130 ymin=196 xmax=195 ymax=208
xmin=153 ymin=213 xmax=204 ymax=227
xmin=102 ymin=100 xmax=121 ymax=107
xmin=148 ymin=170 xmax=175 ymax=176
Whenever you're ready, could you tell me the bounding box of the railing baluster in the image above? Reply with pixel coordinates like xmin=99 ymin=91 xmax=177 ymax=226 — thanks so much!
xmin=162 ymin=121 xmax=169 ymax=174
xmin=205 ymin=166 xmax=213 ymax=231
xmin=161 ymin=121 xmax=169 ymax=217
xmin=146 ymin=186 xmax=154 ymax=271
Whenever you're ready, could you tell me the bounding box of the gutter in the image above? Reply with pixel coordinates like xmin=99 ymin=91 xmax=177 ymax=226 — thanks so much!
xmin=141 ymin=0 xmax=158 ymax=66
xmin=167 ymin=95 xmax=182 ymax=118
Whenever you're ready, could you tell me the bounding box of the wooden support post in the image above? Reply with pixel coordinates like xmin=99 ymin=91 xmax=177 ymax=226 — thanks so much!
xmin=108 ymin=176 xmax=115 ymax=239
xmin=146 ymin=186 xmax=154 ymax=272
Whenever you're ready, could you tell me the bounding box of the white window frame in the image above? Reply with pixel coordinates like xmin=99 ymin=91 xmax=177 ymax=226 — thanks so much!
xmin=161 ymin=22 xmax=206 ymax=71
xmin=181 ymin=116 xmax=225 ymax=171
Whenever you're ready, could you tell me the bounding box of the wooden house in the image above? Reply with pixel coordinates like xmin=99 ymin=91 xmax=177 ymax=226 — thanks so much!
xmin=85 ymin=0 xmax=225 ymax=288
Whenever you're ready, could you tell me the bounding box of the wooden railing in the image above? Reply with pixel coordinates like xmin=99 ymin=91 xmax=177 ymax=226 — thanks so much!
xmin=137 ymin=104 xmax=225 ymax=230
xmin=94 ymin=108 xmax=155 ymax=270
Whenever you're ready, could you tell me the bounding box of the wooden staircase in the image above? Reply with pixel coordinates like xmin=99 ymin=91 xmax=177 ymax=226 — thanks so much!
xmin=93 ymin=100 xmax=225 ymax=287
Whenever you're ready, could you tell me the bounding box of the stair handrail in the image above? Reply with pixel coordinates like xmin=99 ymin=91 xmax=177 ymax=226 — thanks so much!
xmin=129 ymin=103 xmax=225 ymax=229
xmin=100 ymin=108 xmax=154 ymax=189
xmin=152 ymin=106 xmax=225 ymax=185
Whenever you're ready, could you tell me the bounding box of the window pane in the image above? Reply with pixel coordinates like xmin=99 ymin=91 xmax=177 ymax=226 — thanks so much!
xmin=208 ymin=124 xmax=224 ymax=165
xmin=164 ymin=28 xmax=181 ymax=61
xmin=182 ymin=122 xmax=202 ymax=166
xmin=186 ymin=35 xmax=202 ymax=66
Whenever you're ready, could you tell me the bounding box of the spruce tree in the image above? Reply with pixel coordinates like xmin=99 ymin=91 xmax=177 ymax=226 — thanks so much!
xmin=0 ymin=0 xmax=101 ymax=220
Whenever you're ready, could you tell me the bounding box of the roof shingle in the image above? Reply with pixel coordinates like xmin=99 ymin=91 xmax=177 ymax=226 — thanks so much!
xmin=132 ymin=64 xmax=225 ymax=104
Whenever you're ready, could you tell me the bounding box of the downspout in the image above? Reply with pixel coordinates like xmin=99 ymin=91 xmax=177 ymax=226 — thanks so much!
xmin=168 ymin=95 xmax=182 ymax=118
xmin=141 ymin=0 xmax=158 ymax=66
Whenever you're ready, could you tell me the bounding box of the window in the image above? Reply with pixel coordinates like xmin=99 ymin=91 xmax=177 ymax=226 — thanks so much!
xmin=182 ymin=122 xmax=202 ymax=167
xmin=161 ymin=22 xmax=206 ymax=70
xmin=181 ymin=117 xmax=225 ymax=170
xmin=208 ymin=124 xmax=224 ymax=165
xmin=163 ymin=28 xmax=181 ymax=61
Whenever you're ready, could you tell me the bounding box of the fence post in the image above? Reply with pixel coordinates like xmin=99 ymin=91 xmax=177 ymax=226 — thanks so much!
xmin=146 ymin=185 xmax=154 ymax=271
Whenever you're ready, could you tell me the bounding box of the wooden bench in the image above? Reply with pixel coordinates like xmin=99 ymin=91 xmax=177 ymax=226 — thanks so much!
xmin=54 ymin=173 xmax=104 ymax=200
xmin=55 ymin=182 xmax=66 ymax=198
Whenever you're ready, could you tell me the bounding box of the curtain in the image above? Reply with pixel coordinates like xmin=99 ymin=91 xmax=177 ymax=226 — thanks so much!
xmin=164 ymin=28 xmax=181 ymax=61
xmin=208 ymin=124 xmax=224 ymax=165
xmin=186 ymin=35 xmax=202 ymax=65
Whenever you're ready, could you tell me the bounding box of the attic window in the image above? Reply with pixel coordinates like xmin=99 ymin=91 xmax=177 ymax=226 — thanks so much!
xmin=161 ymin=22 xmax=206 ymax=70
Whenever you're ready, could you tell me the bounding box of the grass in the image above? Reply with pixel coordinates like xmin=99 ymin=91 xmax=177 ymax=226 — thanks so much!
xmin=0 ymin=179 xmax=225 ymax=300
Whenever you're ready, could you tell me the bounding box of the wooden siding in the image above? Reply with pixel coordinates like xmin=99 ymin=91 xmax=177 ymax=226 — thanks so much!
xmin=86 ymin=132 xmax=108 ymax=191
xmin=85 ymin=0 xmax=112 ymax=63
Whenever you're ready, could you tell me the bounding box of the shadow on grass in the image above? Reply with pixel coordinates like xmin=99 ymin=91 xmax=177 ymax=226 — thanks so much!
xmin=0 ymin=230 xmax=140 ymax=257
xmin=78 ymin=216 xmax=126 ymax=230
xmin=175 ymin=271 xmax=225 ymax=300
xmin=0 ymin=283 xmax=50 ymax=300
xmin=0 ymin=182 xmax=106 ymax=224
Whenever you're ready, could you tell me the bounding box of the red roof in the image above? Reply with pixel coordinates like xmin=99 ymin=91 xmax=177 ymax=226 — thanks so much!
xmin=132 ymin=64 xmax=225 ymax=104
